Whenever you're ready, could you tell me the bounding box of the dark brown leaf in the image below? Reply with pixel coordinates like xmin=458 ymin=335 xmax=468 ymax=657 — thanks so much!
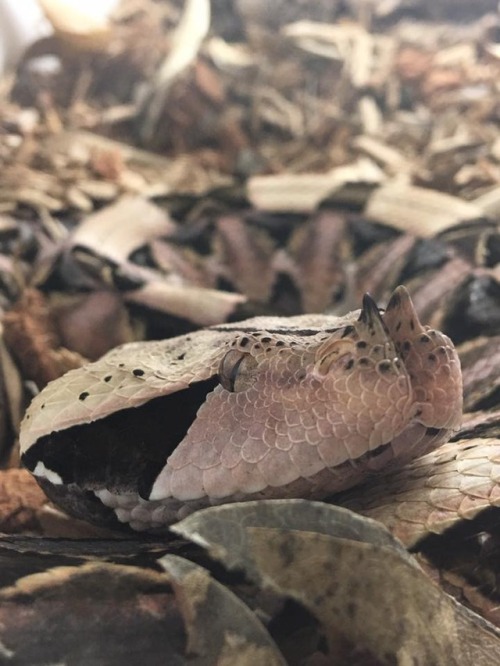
xmin=0 ymin=562 xmax=185 ymax=665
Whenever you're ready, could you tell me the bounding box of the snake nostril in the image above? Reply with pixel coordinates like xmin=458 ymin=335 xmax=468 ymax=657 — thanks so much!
xmin=378 ymin=360 xmax=392 ymax=373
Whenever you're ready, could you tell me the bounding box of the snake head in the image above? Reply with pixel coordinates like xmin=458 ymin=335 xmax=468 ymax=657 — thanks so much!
xmin=149 ymin=288 xmax=462 ymax=508
xmin=19 ymin=287 xmax=462 ymax=532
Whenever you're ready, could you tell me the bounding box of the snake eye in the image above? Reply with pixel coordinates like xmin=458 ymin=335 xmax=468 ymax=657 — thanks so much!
xmin=218 ymin=350 xmax=255 ymax=392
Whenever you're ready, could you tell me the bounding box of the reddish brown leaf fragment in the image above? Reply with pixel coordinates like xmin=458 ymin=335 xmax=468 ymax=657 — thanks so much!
xmin=3 ymin=288 xmax=84 ymax=388
xmin=0 ymin=469 xmax=48 ymax=533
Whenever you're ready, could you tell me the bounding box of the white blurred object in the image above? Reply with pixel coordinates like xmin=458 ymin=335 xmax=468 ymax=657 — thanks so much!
xmin=0 ymin=0 xmax=49 ymax=73
xmin=0 ymin=0 xmax=120 ymax=74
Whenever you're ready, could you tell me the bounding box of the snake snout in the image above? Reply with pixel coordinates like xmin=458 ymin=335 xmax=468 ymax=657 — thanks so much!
xmin=383 ymin=285 xmax=425 ymax=338
xmin=383 ymin=285 xmax=463 ymax=433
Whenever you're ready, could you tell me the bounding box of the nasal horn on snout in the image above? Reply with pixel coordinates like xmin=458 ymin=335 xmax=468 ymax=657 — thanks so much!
xmin=383 ymin=285 xmax=425 ymax=339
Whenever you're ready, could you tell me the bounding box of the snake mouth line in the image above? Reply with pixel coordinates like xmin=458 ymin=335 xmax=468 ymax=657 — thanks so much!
xmin=331 ymin=425 xmax=447 ymax=494
xmin=349 ymin=425 xmax=445 ymax=468
xmin=33 ymin=424 xmax=449 ymax=535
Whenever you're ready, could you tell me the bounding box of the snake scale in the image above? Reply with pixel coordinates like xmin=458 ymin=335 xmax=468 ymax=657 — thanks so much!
xmin=19 ymin=284 xmax=463 ymax=533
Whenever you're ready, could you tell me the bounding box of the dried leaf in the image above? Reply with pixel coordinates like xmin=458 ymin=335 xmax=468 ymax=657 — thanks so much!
xmin=0 ymin=562 xmax=184 ymax=665
xmin=160 ymin=555 xmax=286 ymax=665
xmin=0 ymin=317 xmax=24 ymax=450
xmin=70 ymin=196 xmax=175 ymax=264
xmin=139 ymin=0 xmax=211 ymax=143
xmin=474 ymin=187 xmax=500 ymax=221
xmin=207 ymin=37 xmax=257 ymax=74
xmin=3 ymin=288 xmax=86 ymax=388
xmin=247 ymin=162 xmax=383 ymax=212
xmin=50 ymin=290 xmax=137 ymax=361
xmin=0 ymin=469 xmax=48 ymax=534
xmin=365 ymin=184 xmax=484 ymax=237
xmin=213 ymin=216 xmax=276 ymax=303
xmin=405 ymin=256 xmax=472 ymax=330
xmin=77 ymin=179 xmax=119 ymax=201
xmin=174 ymin=500 xmax=500 ymax=665
xmin=39 ymin=0 xmax=111 ymax=52
xmin=172 ymin=500 xmax=412 ymax=575
xmin=353 ymin=135 xmax=413 ymax=175
xmin=124 ymin=281 xmax=246 ymax=326
xmin=286 ymin=212 xmax=348 ymax=312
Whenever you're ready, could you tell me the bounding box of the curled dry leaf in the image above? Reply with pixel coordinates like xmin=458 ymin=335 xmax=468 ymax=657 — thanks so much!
xmin=286 ymin=212 xmax=348 ymax=313
xmin=173 ymin=500 xmax=500 ymax=665
xmin=0 ymin=325 xmax=23 ymax=456
xmin=70 ymin=196 xmax=176 ymax=265
xmin=173 ymin=499 xmax=410 ymax=570
xmin=213 ymin=216 xmax=276 ymax=303
xmin=50 ymin=290 xmax=137 ymax=361
xmin=247 ymin=164 xmax=382 ymax=212
xmin=351 ymin=233 xmax=417 ymax=304
xmin=66 ymin=196 xmax=247 ymax=328
xmin=160 ymin=555 xmax=286 ymax=665
xmin=405 ymin=257 xmax=473 ymax=332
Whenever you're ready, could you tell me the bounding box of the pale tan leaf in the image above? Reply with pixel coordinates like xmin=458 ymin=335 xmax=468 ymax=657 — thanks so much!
xmin=365 ymin=183 xmax=484 ymax=237
xmin=247 ymin=161 xmax=383 ymax=212
xmin=70 ymin=196 xmax=175 ymax=264
xmin=124 ymin=281 xmax=246 ymax=326
xmin=38 ymin=0 xmax=111 ymax=51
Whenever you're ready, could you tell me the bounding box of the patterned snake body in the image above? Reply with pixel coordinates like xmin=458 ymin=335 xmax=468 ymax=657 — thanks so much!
xmin=19 ymin=286 xmax=462 ymax=531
